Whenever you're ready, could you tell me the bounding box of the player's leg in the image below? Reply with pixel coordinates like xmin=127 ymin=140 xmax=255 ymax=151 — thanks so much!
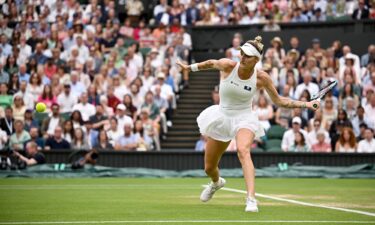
xmin=200 ymin=137 xmax=230 ymax=202
xmin=235 ymin=128 xmax=258 ymax=212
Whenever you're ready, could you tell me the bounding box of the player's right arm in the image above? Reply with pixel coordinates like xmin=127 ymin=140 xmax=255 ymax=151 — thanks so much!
xmin=176 ymin=58 xmax=236 ymax=74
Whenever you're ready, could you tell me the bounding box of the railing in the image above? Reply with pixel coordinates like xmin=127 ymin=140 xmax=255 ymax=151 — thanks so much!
xmin=43 ymin=150 xmax=375 ymax=170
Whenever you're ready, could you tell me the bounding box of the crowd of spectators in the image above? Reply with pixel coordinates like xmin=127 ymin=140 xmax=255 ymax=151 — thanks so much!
xmin=0 ymin=0 xmax=193 ymax=156
xmin=153 ymin=0 xmax=375 ymax=28
xmin=196 ymin=34 xmax=375 ymax=153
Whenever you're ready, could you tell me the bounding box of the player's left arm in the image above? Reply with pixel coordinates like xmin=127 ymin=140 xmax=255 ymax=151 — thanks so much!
xmin=257 ymin=71 xmax=319 ymax=111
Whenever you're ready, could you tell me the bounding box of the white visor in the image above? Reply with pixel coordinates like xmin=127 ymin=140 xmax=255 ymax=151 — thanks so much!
xmin=240 ymin=43 xmax=262 ymax=58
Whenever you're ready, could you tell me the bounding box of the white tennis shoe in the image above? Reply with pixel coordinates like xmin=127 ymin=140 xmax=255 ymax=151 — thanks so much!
xmin=200 ymin=177 xmax=226 ymax=202
xmin=245 ymin=197 xmax=259 ymax=212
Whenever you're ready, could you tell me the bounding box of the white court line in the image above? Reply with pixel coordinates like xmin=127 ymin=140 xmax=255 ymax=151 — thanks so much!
xmin=220 ymin=186 xmax=375 ymax=217
xmin=0 ymin=184 xmax=199 ymax=190
xmin=0 ymin=220 xmax=374 ymax=224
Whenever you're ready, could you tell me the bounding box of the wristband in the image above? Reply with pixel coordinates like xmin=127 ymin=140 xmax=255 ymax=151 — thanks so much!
xmin=190 ymin=63 xmax=199 ymax=72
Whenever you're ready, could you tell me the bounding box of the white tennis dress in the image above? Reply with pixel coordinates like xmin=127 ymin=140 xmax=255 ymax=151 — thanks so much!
xmin=197 ymin=63 xmax=265 ymax=142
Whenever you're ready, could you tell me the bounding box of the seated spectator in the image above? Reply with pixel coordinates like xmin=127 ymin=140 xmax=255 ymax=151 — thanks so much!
xmin=0 ymin=83 xmax=13 ymax=108
xmin=352 ymin=0 xmax=369 ymax=20
xmin=275 ymin=85 xmax=293 ymax=129
xmin=123 ymin=94 xmax=138 ymax=121
xmin=294 ymin=71 xmax=319 ymax=100
xmin=37 ymin=84 xmax=57 ymax=112
xmin=0 ymin=128 xmax=8 ymax=150
xmin=281 ymin=117 xmax=309 ymax=151
xmin=357 ymin=123 xmax=369 ymax=142
xmin=139 ymin=107 xmax=160 ymax=150
xmin=357 ymin=128 xmax=375 ymax=153
xmin=72 ymin=92 xmax=96 ymax=122
xmin=45 ymin=126 xmax=71 ymax=150
xmin=13 ymin=142 xmax=45 ymax=166
xmin=23 ymin=109 xmax=38 ymax=131
xmin=134 ymin=120 xmax=153 ymax=151
xmin=94 ymin=129 xmax=113 ymax=150
xmin=195 ymin=135 xmax=207 ymax=152
xmin=57 ymin=81 xmax=78 ymax=113
xmin=16 ymin=81 xmax=36 ymax=110
xmin=41 ymin=103 xmax=65 ymax=137
xmin=335 ymin=127 xmax=357 ymax=153
xmin=288 ymin=131 xmax=310 ymax=152
xmin=311 ymin=131 xmax=332 ymax=152
xmin=307 ymin=118 xmax=331 ymax=146
xmin=265 ymin=37 xmax=285 ymax=69
xmin=89 ymin=105 xmax=109 ymax=131
xmin=99 ymin=96 xmax=114 ymax=117
xmin=62 ymin=120 xmax=74 ymax=143
xmin=321 ymin=97 xmax=338 ymax=129
xmin=364 ymin=93 xmax=375 ymax=130
xmin=12 ymin=94 xmax=26 ymax=121
xmin=107 ymin=117 xmax=123 ymax=147
xmin=116 ymin=104 xmax=134 ymax=131
xmin=9 ymin=120 xmax=30 ymax=151
xmin=0 ymin=106 xmax=14 ymax=135
xmin=329 ymin=109 xmax=353 ymax=148
xmin=114 ymin=123 xmax=138 ymax=151
xmin=70 ymin=110 xmax=86 ymax=132
xmin=26 ymin=73 xmax=44 ymax=103
xmin=253 ymin=94 xmax=273 ymax=132
xmin=141 ymin=91 xmax=161 ymax=126
xmin=71 ymin=128 xmax=89 ymax=150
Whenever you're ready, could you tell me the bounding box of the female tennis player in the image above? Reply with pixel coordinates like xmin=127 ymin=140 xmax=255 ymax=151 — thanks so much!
xmin=177 ymin=36 xmax=320 ymax=212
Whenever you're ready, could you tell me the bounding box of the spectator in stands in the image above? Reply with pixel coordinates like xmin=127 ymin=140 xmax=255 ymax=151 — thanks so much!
xmin=57 ymin=81 xmax=78 ymax=113
xmin=357 ymin=128 xmax=375 ymax=153
xmin=282 ymin=117 xmax=309 ymax=151
xmin=45 ymin=126 xmax=71 ymax=150
xmin=134 ymin=119 xmax=154 ymax=151
xmin=0 ymin=106 xmax=14 ymax=135
xmin=72 ymin=92 xmax=96 ymax=122
xmin=0 ymin=127 xmax=8 ymax=150
xmin=352 ymin=0 xmax=369 ymax=20
xmin=139 ymin=107 xmax=160 ymax=150
xmin=321 ymin=97 xmax=338 ymax=129
xmin=23 ymin=109 xmax=38 ymax=132
xmin=0 ymin=68 xmax=10 ymax=86
xmin=116 ymin=104 xmax=134 ymax=132
xmin=352 ymin=106 xmax=370 ymax=137
xmin=225 ymin=37 xmax=242 ymax=62
xmin=71 ymin=128 xmax=89 ymax=150
xmin=141 ymin=91 xmax=161 ymax=126
xmin=364 ymin=93 xmax=375 ymax=129
xmin=361 ymin=45 xmax=375 ymax=67
xmin=16 ymin=81 xmax=34 ymax=109
xmin=41 ymin=103 xmax=64 ymax=138
xmin=291 ymin=8 xmax=309 ymax=22
xmin=123 ymin=94 xmax=138 ymax=121
xmin=335 ymin=127 xmax=357 ymax=152
xmin=263 ymin=16 xmax=281 ymax=32
xmin=89 ymin=105 xmax=109 ymax=131
xmin=294 ymin=71 xmax=319 ymax=100
xmin=37 ymin=84 xmax=57 ymax=112
xmin=195 ymin=135 xmax=207 ymax=152
xmin=24 ymin=127 xmax=45 ymax=150
xmin=265 ymin=37 xmax=285 ymax=69
xmin=288 ymin=131 xmax=310 ymax=152
xmin=307 ymin=118 xmax=331 ymax=146
xmin=311 ymin=131 xmax=332 ymax=152
xmin=253 ymin=94 xmax=273 ymax=132
xmin=311 ymin=8 xmax=327 ymax=21
xmin=107 ymin=117 xmax=123 ymax=147
xmin=9 ymin=120 xmax=30 ymax=151
xmin=13 ymin=142 xmax=45 ymax=166
xmin=115 ymin=123 xmax=138 ymax=151
xmin=62 ymin=120 xmax=74 ymax=143
xmin=275 ymin=86 xmax=294 ymax=128
xmin=11 ymin=94 xmax=26 ymax=121
xmin=94 ymin=129 xmax=113 ymax=150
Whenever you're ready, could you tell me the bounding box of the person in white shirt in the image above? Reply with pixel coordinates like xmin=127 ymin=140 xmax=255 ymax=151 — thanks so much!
xmin=70 ymin=71 xmax=86 ymax=96
xmin=72 ymin=92 xmax=96 ymax=122
xmin=339 ymin=45 xmax=361 ymax=78
xmin=364 ymin=93 xmax=375 ymax=130
xmin=307 ymin=119 xmax=330 ymax=145
xmin=357 ymin=128 xmax=375 ymax=153
xmin=294 ymin=71 xmax=319 ymax=100
xmin=281 ymin=117 xmax=309 ymax=151
xmin=107 ymin=117 xmax=124 ymax=146
xmin=151 ymin=72 xmax=175 ymax=109
xmin=57 ymin=82 xmax=78 ymax=113
xmin=17 ymin=35 xmax=32 ymax=66
xmin=16 ymin=81 xmax=35 ymax=110
xmin=0 ymin=128 xmax=8 ymax=150
xmin=115 ymin=104 xmax=134 ymax=131
xmin=71 ymin=35 xmax=89 ymax=63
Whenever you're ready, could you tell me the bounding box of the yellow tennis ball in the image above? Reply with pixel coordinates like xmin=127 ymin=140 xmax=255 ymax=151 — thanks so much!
xmin=35 ymin=102 xmax=47 ymax=113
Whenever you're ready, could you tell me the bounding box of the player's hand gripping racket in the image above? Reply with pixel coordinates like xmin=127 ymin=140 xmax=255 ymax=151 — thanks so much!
xmin=310 ymin=80 xmax=338 ymax=109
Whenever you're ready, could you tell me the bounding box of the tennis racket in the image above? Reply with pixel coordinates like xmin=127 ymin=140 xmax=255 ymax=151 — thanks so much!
xmin=310 ymin=80 xmax=338 ymax=109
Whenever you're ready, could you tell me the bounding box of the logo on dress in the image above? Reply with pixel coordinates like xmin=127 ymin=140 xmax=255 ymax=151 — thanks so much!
xmin=244 ymin=85 xmax=252 ymax=91
xmin=230 ymin=81 xmax=239 ymax=86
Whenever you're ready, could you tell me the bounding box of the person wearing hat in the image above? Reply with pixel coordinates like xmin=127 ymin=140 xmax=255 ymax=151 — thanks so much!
xmin=177 ymin=36 xmax=319 ymax=212
xmin=265 ymin=36 xmax=285 ymax=68
xmin=115 ymin=103 xmax=133 ymax=131
xmin=57 ymin=81 xmax=78 ymax=113
xmin=281 ymin=117 xmax=309 ymax=152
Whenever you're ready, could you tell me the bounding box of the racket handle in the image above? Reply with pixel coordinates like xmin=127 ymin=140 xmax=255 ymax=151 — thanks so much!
xmin=312 ymin=98 xmax=321 ymax=109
